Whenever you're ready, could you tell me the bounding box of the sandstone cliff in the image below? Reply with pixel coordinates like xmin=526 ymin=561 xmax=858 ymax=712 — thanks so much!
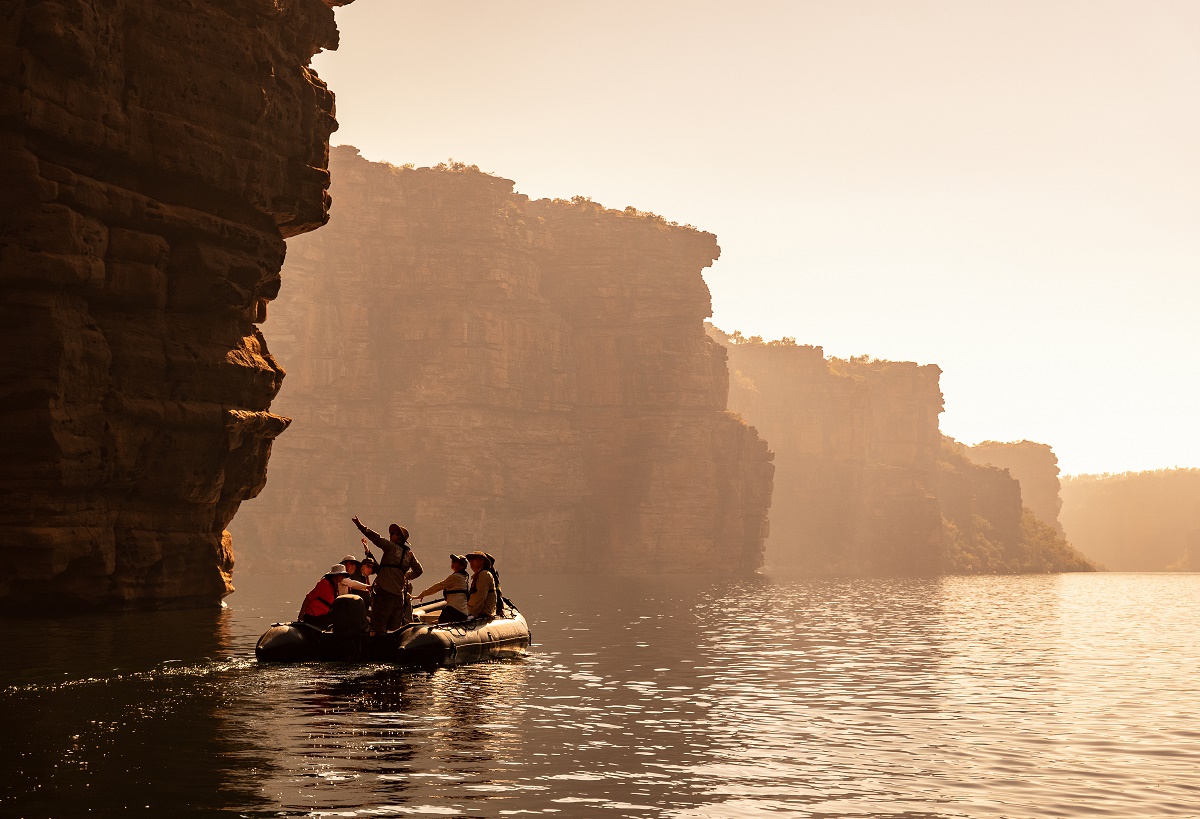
xmin=230 ymin=148 xmax=773 ymax=573
xmin=710 ymin=329 xmax=943 ymax=573
xmin=712 ymin=329 xmax=1092 ymax=574
xmin=965 ymin=440 xmax=1064 ymax=534
xmin=0 ymin=0 xmax=353 ymax=608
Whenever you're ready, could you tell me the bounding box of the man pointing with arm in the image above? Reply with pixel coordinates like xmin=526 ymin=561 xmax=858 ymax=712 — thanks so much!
xmin=353 ymin=515 xmax=423 ymax=633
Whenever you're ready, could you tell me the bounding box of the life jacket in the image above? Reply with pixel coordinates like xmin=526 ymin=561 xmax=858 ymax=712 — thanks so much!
xmin=443 ymin=570 xmax=469 ymax=602
xmin=299 ymin=576 xmax=339 ymax=619
xmin=468 ymin=562 xmax=504 ymax=618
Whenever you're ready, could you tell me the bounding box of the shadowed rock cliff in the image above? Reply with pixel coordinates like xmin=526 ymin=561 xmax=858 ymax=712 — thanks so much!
xmin=231 ymin=147 xmax=773 ymax=573
xmin=0 ymin=0 xmax=354 ymax=608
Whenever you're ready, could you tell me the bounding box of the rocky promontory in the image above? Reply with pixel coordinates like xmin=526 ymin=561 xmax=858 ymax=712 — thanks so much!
xmin=231 ymin=147 xmax=773 ymax=573
xmin=0 ymin=0 xmax=354 ymax=608
xmin=711 ymin=329 xmax=1092 ymax=574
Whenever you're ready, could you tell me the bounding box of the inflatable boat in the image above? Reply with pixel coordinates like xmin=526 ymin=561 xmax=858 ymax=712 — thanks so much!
xmin=254 ymin=595 xmax=531 ymax=666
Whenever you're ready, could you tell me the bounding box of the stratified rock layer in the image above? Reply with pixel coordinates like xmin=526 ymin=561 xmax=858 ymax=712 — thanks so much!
xmin=231 ymin=148 xmax=773 ymax=573
xmin=965 ymin=440 xmax=1064 ymax=534
xmin=712 ymin=330 xmax=1092 ymax=574
xmin=0 ymin=0 xmax=353 ymax=608
xmin=710 ymin=330 xmax=944 ymax=573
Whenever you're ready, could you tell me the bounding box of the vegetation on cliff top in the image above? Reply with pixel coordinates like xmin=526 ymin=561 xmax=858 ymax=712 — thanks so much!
xmin=1060 ymin=468 xmax=1200 ymax=571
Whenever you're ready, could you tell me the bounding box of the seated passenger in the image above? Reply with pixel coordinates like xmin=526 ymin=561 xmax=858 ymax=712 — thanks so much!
xmin=298 ymin=564 xmax=352 ymax=630
xmin=356 ymin=555 xmax=377 ymax=605
xmin=465 ymin=551 xmax=500 ymax=620
xmin=416 ymin=554 xmax=470 ymax=623
xmin=340 ymin=554 xmax=371 ymax=599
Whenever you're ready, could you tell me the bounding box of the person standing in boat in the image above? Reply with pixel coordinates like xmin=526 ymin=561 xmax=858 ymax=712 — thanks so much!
xmin=465 ymin=550 xmax=501 ymax=620
xmin=416 ymin=554 xmax=470 ymax=623
xmin=298 ymin=564 xmax=351 ymax=629
xmin=353 ymin=515 xmax=423 ymax=632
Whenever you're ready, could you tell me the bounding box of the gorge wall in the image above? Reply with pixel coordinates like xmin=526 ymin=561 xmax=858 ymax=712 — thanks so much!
xmin=711 ymin=330 xmax=1092 ymax=574
xmin=964 ymin=440 xmax=1064 ymax=534
xmin=230 ymin=147 xmax=774 ymax=573
xmin=0 ymin=0 xmax=353 ymax=608
xmin=709 ymin=330 xmax=944 ymax=574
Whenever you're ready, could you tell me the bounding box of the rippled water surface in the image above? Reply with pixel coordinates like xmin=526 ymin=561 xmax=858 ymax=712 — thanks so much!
xmin=4 ymin=572 xmax=1200 ymax=817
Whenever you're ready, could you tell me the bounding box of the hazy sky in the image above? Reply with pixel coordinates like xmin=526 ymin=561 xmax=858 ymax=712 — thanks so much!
xmin=313 ymin=1 xmax=1199 ymax=475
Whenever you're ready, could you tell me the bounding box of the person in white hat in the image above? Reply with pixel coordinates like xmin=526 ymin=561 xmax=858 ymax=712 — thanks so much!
xmin=298 ymin=564 xmax=354 ymax=630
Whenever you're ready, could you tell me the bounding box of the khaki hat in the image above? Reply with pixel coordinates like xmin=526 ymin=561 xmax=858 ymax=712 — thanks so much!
xmin=465 ymin=551 xmax=487 ymax=561
xmin=326 ymin=564 xmax=349 ymax=577
xmin=340 ymin=554 xmax=361 ymax=565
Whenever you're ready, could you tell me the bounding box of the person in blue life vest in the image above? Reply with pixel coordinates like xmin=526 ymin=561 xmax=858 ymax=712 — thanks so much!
xmin=416 ymin=554 xmax=470 ymax=623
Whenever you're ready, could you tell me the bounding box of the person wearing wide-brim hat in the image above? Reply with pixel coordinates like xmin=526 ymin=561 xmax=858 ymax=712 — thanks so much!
xmin=465 ymin=551 xmax=499 ymax=619
xmin=416 ymin=553 xmax=470 ymax=623
xmin=352 ymin=515 xmax=424 ymax=633
xmin=297 ymin=564 xmax=351 ymax=630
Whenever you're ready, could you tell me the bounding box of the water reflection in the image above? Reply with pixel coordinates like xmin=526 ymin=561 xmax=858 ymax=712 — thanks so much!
xmin=4 ymin=573 xmax=1200 ymax=817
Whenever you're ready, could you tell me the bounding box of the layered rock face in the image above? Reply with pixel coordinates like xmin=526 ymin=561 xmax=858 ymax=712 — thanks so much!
xmin=712 ymin=330 xmax=1092 ymax=574
xmin=0 ymin=0 xmax=352 ymax=608
xmin=231 ymin=148 xmax=773 ymax=573
xmin=965 ymin=441 xmax=1064 ymax=533
xmin=710 ymin=330 xmax=944 ymax=573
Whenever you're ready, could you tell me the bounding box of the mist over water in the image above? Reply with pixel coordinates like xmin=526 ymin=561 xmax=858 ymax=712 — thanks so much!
xmin=4 ymin=572 xmax=1199 ymax=817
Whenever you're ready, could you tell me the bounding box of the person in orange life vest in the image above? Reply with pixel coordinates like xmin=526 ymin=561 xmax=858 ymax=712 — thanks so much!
xmin=298 ymin=564 xmax=354 ymax=629
xmin=416 ymin=554 xmax=470 ymax=623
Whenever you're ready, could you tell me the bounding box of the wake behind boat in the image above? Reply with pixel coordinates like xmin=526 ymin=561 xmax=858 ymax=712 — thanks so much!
xmin=255 ymin=595 xmax=532 ymax=666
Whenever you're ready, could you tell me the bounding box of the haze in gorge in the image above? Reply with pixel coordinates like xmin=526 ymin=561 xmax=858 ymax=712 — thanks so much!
xmin=319 ymin=0 xmax=1200 ymax=479
xmin=3 ymin=1 xmax=1199 ymax=817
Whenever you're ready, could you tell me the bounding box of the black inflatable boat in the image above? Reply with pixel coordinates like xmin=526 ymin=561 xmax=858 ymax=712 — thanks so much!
xmin=254 ymin=595 xmax=531 ymax=666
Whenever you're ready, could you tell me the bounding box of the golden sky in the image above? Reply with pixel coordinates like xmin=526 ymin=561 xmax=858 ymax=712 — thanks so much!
xmin=313 ymin=1 xmax=1200 ymax=475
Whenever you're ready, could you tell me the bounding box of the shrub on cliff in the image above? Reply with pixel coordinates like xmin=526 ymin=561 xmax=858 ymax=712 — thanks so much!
xmin=1015 ymin=509 xmax=1097 ymax=572
xmin=943 ymin=508 xmax=1096 ymax=574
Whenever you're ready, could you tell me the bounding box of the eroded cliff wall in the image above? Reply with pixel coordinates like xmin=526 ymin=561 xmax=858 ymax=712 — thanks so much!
xmin=965 ymin=441 xmax=1064 ymax=534
xmin=712 ymin=330 xmax=1091 ymax=574
xmin=0 ymin=0 xmax=353 ymax=608
xmin=231 ymin=148 xmax=773 ymax=573
xmin=711 ymin=330 xmax=943 ymax=574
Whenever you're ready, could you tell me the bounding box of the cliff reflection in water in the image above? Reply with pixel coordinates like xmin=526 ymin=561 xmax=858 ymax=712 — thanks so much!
xmin=4 ymin=572 xmax=1200 ymax=817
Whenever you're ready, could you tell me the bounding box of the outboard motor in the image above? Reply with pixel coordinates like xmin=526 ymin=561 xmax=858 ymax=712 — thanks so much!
xmin=331 ymin=594 xmax=370 ymax=661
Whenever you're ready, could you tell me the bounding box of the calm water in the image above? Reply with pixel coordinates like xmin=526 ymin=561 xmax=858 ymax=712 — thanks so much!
xmin=3 ymin=572 xmax=1199 ymax=818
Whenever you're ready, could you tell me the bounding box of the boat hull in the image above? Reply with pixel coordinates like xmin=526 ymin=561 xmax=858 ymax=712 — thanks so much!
xmin=255 ymin=598 xmax=531 ymax=666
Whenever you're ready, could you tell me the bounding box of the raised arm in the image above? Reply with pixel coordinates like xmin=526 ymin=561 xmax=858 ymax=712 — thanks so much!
xmin=352 ymin=516 xmax=388 ymax=549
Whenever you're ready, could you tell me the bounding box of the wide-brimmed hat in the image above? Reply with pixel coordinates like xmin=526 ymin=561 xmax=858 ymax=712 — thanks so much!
xmin=340 ymin=554 xmax=361 ymax=565
xmin=326 ymin=564 xmax=349 ymax=577
xmin=465 ymin=550 xmax=487 ymax=561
